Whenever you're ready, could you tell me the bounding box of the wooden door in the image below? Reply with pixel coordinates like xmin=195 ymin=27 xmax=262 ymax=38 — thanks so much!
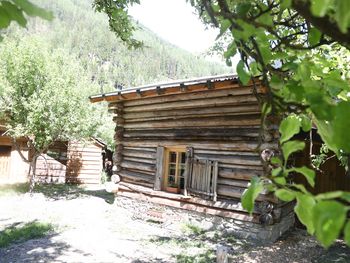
xmin=0 ymin=146 xmax=11 ymax=179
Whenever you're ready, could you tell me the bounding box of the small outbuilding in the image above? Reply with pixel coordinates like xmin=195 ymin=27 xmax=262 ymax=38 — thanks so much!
xmin=90 ymin=74 xmax=295 ymax=241
xmin=0 ymin=122 xmax=106 ymax=185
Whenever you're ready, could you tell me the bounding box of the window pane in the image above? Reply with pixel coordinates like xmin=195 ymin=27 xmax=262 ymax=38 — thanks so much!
xmin=169 ymin=151 xmax=177 ymax=163
xmin=168 ymin=164 xmax=176 ymax=176
xmin=180 ymin=152 xmax=186 ymax=164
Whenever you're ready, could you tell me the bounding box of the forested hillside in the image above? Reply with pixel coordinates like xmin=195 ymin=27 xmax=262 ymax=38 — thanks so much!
xmin=5 ymin=0 xmax=230 ymax=93
xmin=0 ymin=0 xmax=230 ymax=148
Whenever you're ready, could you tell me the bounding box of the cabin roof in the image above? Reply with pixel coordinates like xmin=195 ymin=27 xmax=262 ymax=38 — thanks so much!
xmin=89 ymin=73 xmax=242 ymax=103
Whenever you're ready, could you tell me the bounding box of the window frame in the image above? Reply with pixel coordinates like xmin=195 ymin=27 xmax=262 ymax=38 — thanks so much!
xmin=163 ymin=146 xmax=186 ymax=193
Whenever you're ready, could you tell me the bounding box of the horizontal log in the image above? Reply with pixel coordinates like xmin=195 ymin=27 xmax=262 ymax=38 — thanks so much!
xmin=123 ymin=95 xmax=258 ymax=113
xmin=218 ymin=185 xmax=277 ymax=203
xmin=117 ymin=183 xmax=259 ymax=222
xmin=120 ymin=160 xmax=156 ymax=172
xmin=194 ymin=154 xmax=261 ymax=166
xmin=118 ymin=169 xmax=154 ymax=183
xmin=121 ymin=178 xmax=154 ymax=188
xmin=194 ymin=149 xmax=260 ymax=157
xmin=123 ymin=104 xmax=261 ymax=120
xmin=122 ymin=149 xmax=156 ymax=159
xmin=123 ymin=146 xmax=157 ymax=152
xmin=217 ymin=178 xmax=249 ymax=188
xmin=123 ymin=115 xmax=261 ymax=129
xmin=123 ymin=136 xmax=259 ymax=142
xmin=120 ymin=85 xmax=264 ymax=107
xmin=127 ymin=168 xmax=155 ymax=176
xmin=121 ymin=140 xmax=278 ymax=152
xmin=219 ymin=163 xmax=263 ymax=171
xmin=123 ymin=156 xmax=155 ymax=164
xmin=219 ymin=168 xmax=262 ymax=180
xmin=123 ymin=127 xmax=261 ymax=138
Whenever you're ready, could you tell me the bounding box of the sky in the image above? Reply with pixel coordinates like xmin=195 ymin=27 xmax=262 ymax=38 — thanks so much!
xmin=128 ymin=0 xmax=219 ymax=54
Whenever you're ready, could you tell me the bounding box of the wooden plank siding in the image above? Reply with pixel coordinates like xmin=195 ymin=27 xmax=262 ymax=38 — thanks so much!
xmin=35 ymin=140 xmax=104 ymax=184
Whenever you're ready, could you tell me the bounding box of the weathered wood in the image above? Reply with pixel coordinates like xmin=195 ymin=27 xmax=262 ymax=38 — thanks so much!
xmin=154 ymin=146 xmax=165 ymax=191
xmin=123 ymin=95 xmax=258 ymax=113
xmin=121 ymin=85 xmax=264 ymax=107
xmin=217 ymin=178 xmax=249 ymax=188
xmin=184 ymin=147 xmax=194 ymax=196
xmin=120 ymin=160 xmax=156 ymax=172
xmin=123 ymin=127 xmax=261 ymax=139
xmin=218 ymin=185 xmax=277 ymax=203
xmin=218 ymin=168 xmax=262 ymax=180
xmin=123 ymin=115 xmax=261 ymax=129
xmin=219 ymin=163 xmax=263 ymax=171
xmin=121 ymin=140 xmax=278 ymax=151
xmin=194 ymin=154 xmax=261 ymax=166
xmin=123 ymin=156 xmax=155 ymax=164
xmin=117 ymin=183 xmax=259 ymax=222
xmin=118 ymin=169 xmax=154 ymax=183
xmin=212 ymin=161 xmax=218 ymax=202
xmin=122 ymin=149 xmax=156 ymax=159
xmin=123 ymin=146 xmax=156 ymax=152
xmin=123 ymin=105 xmax=261 ymax=120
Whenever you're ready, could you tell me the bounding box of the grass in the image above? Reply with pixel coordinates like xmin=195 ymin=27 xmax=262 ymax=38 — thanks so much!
xmin=0 ymin=221 xmax=54 ymax=248
xmin=176 ymin=249 xmax=215 ymax=263
xmin=0 ymin=183 xmax=29 ymax=197
xmin=181 ymin=223 xmax=205 ymax=236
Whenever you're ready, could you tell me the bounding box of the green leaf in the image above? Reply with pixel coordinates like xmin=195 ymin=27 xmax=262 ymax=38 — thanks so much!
xmin=275 ymin=189 xmax=296 ymax=202
xmin=281 ymin=140 xmax=305 ymax=162
xmin=236 ymin=2 xmax=251 ymax=17
xmin=311 ymin=0 xmax=332 ymax=17
xmin=280 ymin=0 xmax=292 ymax=10
xmin=279 ymin=115 xmax=301 ymax=143
xmin=1 ymin=1 xmax=26 ymax=27
xmin=217 ymin=19 xmax=231 ymax=40
xmin=13 ymin=0 xmax=53 ymax=20
xmin=295 ymin=194 xmax=316 ymax=234
xmin=292 ymin=166 xmax=316 ymax=187
xmin=270 ymin=156 xmax=282 ymax=165
xmin=236 ymin=60 xmax=250 ymax=85
xmin=313 ymin=201 xmax=347 ymax=248
xmin=224 ymin=42 xmax=237 ymax=58
xmin=271 ymin=167 xmax=282 ymax=177
xmin=274 ymin=176 xmax=287 ymax=185
xmin=344 ymin=221 xmax=350 ymax=247
xmin=335 ymin=0 xmax=350 ymax=33
xmin=0 ymin=7 xmax=11 ymax=28
xmin=242 ymin=176 xmax=264 ymax=215
xmin=308 ymin=27 xmax=322 ymax=46
xmin=300 ymin=115 xmax=312 ymax=132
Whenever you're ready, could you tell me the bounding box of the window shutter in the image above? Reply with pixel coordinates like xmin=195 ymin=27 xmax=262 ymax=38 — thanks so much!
xmin=184 ymin=147 xmax=194 ymax=196
xmin=154 ymin=146 xmax=165 ymax=191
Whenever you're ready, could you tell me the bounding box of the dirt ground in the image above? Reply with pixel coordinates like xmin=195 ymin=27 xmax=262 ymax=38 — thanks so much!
xmin=0 ymin=184 xmax=349 ymax=263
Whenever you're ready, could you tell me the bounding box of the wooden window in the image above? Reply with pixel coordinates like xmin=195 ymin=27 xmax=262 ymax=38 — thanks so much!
xmin=163 ymin=147 xmax=186 ymax=193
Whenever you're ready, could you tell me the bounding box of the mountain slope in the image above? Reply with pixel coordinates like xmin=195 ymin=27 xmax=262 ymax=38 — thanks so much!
xmin=6 ymin=0 xmax=231 ymax=93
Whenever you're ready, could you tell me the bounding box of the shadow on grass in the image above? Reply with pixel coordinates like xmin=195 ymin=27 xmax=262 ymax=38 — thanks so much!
xmin=0 ymin=183 xmax=115 ymax=204
xmin=0 ymin=220 xmax=90 ymax=262
xmin=0 ymin=221 xmax=54 ymax=248
xmin=33 ymin=183 xmax=115 ymax=204
xmin=0 ymin=183 xmax=29 ymax=196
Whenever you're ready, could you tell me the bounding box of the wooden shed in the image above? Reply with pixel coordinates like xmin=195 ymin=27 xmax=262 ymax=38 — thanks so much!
xmin=90 ymin=74 xmax=295 ymax=241
xmin=0 ymin=125 xmax=30 ymax=183
xmin=0 ymin=121 xmax=106 ymax=185
xmin=36 ymin=139 xmax=106 ymax=184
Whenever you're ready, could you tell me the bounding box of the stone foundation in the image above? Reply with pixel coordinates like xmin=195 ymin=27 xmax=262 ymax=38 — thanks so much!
xmin=114 ymin=195 xmax=295 ymax=243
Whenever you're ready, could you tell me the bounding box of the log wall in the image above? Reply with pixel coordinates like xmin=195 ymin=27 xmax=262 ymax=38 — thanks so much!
xmin=111 ymin=80 xmax=281 ymax=221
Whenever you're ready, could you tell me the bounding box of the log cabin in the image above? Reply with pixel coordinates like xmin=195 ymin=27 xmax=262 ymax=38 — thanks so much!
xmin=90 ymin=74 xmax=295 ymax=242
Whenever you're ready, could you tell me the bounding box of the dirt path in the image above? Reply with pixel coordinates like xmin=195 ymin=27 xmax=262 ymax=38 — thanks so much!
xmin=0 ymin=185 xmax=349 ymax=263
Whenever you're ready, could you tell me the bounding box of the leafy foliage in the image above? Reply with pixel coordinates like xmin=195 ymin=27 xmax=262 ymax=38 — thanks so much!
xmin=0 ymin=38 xmax=98 ymax=152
